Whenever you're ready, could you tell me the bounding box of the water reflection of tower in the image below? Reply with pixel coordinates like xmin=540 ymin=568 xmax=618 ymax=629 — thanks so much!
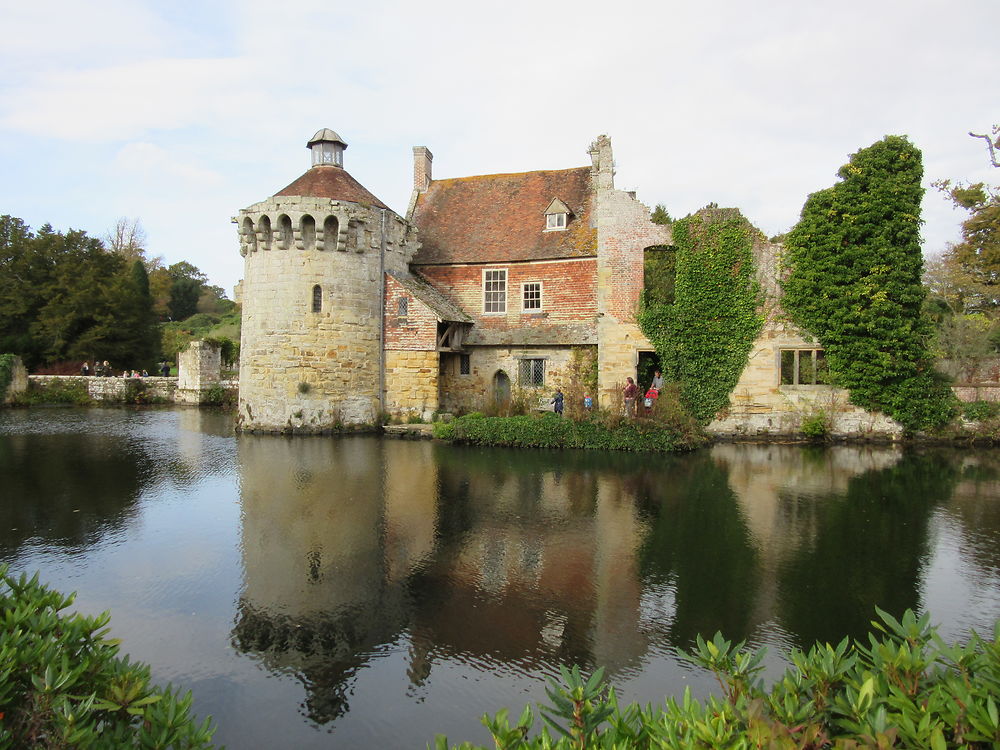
xmin=232 ymin=436 xmax=438 ymax=723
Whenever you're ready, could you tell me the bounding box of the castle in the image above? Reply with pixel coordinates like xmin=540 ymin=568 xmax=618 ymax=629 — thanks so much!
xmin=234 ymin=129 xmax=900 ymax=437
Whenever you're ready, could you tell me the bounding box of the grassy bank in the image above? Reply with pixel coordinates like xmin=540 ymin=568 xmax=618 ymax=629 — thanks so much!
xmin=432 ymin=410 xmax=707 ymax=453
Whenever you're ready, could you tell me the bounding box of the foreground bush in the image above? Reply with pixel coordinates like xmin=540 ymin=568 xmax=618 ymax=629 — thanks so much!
xmin=432 ymin=410 xmax=706 ymax=453
xmin=0 ymin=564 xmax=217 ymax=748
xmin=434 ymin=609 xmax=1000 ymax=749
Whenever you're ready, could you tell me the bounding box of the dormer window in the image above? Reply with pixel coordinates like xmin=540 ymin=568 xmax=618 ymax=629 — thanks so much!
xmin=543 ymin=198 xmax=571 ymax=232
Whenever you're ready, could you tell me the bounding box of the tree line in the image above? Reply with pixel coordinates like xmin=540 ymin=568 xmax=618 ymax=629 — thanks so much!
xmin=0 ymin=215 xmax=231 ymax=372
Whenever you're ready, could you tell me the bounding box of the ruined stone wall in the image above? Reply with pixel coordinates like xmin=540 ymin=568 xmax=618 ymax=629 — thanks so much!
xmin=415 ymin=258 xmax=598 ymax=330
xmin=438 ymin=346 xmax=576 ymax=414
xmin=236 ymin=197 xmax=417 ymax=432
xmin=590 ymin=137 xmax=670 ymax=409
xmin=707 ymin=315 xmax=902 ymax=438
xmin=176 ymin=340 xmax=221 ymax=405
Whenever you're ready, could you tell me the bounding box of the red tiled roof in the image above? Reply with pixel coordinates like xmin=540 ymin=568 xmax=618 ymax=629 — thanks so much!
xmin=274 ymin=165 xmax=388 ymax=209
xmin=411 ymin=167 xmax=596 ymax=264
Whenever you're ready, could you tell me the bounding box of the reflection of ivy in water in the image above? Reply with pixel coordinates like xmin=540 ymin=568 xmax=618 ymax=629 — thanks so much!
xmin=778 ymin=451 xmax=960 ymax=646
xmin=636 ymin=454 xmax=760 ymax=647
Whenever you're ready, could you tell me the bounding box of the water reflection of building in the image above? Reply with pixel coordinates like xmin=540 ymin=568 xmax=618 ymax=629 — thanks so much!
xmin=232 ymin=440 xmax=650 ymax=724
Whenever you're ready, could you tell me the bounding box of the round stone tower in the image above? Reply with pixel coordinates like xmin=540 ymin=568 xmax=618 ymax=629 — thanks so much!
xmin=235 ymin=129 xmax=417 ymax=433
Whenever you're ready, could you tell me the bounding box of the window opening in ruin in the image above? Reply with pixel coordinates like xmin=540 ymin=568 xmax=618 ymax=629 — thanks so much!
xmin=278 ymin=214 xmax=293 ymax=250
xmin=311 ymin=285 xmax=322 ymax=313
xmin=301 ymin=215 xmax=316 ymax=251
xmin=398 ymin=297 xmax=408 ymax=317
xmin=258 ymin=215 xmax=272 ymax=251
xmin=323 ymin=216 xmax=339 ymax=252
xmin=780 ymin=348 xmax=827 ymax=385
xmin=518 ymin=358 xmax=545 ymax=387
xmin=484 ymin=269 xmax=507 ymax=313
xmin=460 ymin=354 xmax=470 ymax=375
xmin=546 ymin=212 xmax=567 ymax=230
xmin=522 ymin=282 xmax=542 ymax=311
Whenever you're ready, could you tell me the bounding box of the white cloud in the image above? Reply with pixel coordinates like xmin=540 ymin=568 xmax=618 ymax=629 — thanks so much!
xmin=0 ymin=0 xmax=996 ymax=293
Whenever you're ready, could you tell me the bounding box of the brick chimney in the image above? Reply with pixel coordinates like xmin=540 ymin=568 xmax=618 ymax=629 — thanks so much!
xmin=413 ymin=146 xmax=433 ymax=192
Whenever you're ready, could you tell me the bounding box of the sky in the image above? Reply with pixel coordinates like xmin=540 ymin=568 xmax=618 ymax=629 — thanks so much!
xmin=1 ymin=0 xmax=996 ymax=296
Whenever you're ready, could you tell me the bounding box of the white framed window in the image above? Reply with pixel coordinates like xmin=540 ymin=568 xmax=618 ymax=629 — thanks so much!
xmin=518 ymin=358 xmax=545 ymax=387
xmin=545 ymin=213 xmax=567 ymax=230
xmin=483 ymin=269 xmax=507 ymax=314
xmin=780 ymin=349 xmax=828 ymax=385
xmin=522 ymin=282 xmax=542 ymax=311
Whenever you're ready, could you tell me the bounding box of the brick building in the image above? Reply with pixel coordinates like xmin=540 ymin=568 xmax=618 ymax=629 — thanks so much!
xmin=235 ymin=129 xmax=669 ymax=431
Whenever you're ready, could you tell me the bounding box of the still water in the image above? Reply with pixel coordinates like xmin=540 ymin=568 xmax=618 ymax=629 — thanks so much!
xmin=2 ymin=408 xmax=999 ymax=748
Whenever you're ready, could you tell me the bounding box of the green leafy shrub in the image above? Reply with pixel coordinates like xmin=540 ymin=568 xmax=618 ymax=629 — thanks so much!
xmin=963 ymin=400 xmax=1000 ymax=422
xmin=0 ymin=564 xmax=217 ymax=748
xmin=800 ymin=410 xmax=830 ymax=440
xmin=435 ymin=608 xmax=1000 ymax=749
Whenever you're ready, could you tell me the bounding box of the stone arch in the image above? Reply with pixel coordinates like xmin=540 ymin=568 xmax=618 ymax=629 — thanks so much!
xmin=300 ymin=215 xmax=316 ymax=251
xmin=277 ymin=214 xmax=293 ymax=250
xmin=493 ymin=370 xmax=511 ymax=412
xmin=242 ymin=217 xmax=257 ymax=254
xmin=258 ymin=215 xmax=272 ymax=251
xmin=311 ymin=284 xmax=322 ymax=313
xmin=323 ymin=215 xmax=340 ymax=252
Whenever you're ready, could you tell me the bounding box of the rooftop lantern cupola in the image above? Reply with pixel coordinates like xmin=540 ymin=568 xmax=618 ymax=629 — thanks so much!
xmin=308 ymin=128 xmax=347 ymax=168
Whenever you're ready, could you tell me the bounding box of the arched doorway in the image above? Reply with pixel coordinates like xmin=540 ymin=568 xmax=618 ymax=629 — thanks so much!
xmin=493 ymin=370 xmax=511 ymax=413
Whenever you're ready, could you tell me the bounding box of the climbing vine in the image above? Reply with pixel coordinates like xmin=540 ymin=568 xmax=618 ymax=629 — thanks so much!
xmin=782 ymin=136 xmax=955 ymax=433
xmin=638 ymin=211 xmax=763 ymax=424
xmin=0 ymin=353 xmax=16 ymax=402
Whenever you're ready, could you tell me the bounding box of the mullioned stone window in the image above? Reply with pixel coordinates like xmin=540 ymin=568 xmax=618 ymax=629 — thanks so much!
xmin=518 ymin=358 xmax=545 ymax=387
xmin=780 ymin=348 xmax=827 ymax=385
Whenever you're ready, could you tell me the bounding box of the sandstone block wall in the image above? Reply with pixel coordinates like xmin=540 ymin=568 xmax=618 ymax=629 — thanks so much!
xmin=438 ymin=346 xmax=576 ymax=414
xmin=384 ymin=350 xmax=439 ymax=418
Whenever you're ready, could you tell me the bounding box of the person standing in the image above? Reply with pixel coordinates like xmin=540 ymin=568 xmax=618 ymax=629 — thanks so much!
xmin=623 ymin=377 xmax=639 ymax=418
xmin=81 ymin=362 xmax=90 ymax=377
xmin=551 ymin=389 xmax=564 ymax=416
xmin=160 ymin=361 xmax=170 ymax=377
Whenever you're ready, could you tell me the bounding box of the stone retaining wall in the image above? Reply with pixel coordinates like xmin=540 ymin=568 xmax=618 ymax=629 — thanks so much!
xmin=29 ymin=375 xmax=179 ymax=402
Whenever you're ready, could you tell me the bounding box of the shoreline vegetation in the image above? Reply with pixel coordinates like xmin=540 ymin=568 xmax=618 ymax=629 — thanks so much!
xmin=434 ymin=609 xmax=1000 ymax=749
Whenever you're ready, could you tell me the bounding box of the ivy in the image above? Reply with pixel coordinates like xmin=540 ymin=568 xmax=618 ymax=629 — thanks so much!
xmin=782 ymin=136 xmax=956 ymax=433
xmin=637 ymin=211 xmax=764 ymax=424
xmin=0 ymin=353 xmax=16 ymax=402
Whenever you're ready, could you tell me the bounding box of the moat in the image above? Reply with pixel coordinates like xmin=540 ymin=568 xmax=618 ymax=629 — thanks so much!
xmin=2 ymin=408 xmax=999 ymax=748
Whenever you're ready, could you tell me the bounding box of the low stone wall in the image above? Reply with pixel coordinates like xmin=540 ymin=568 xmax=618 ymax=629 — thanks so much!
xmin=29 ymin=375 xmax=178 ymax=402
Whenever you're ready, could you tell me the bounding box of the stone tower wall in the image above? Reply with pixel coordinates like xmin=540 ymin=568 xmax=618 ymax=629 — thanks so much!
xmin=235 ymin=196 xmax=417 ymax=432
